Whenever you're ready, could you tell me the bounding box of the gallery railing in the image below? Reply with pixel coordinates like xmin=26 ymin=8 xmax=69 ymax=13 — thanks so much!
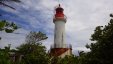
xmin=50 ymin=44 xmax=72 ymax=49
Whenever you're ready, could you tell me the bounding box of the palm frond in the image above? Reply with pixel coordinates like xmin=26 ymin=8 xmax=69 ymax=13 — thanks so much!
xmin=0 ymin=2 xmax=15 ymax=10
xmin=0 ymin=0 xmax=21 ymax=2
xmin=0 ymin=0 xmax=21 ymax=9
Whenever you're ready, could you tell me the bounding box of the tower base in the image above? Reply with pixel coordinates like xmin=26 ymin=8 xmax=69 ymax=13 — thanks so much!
xmin=50 ymin=48 xmax=72 ymax=58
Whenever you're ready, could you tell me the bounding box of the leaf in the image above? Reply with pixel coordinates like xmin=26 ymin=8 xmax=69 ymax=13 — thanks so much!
xmin=0 ymin=21 xmax=6 ymax=29
xmin=11 ymin=22 xmax=18 ymax=29
xmin=5 ymin=29 xmax=14 ymax=33
xmin=11 ymin=0 xmax=21 ymax=2
xmin=0 ymin=37 xmax=1 ymax=40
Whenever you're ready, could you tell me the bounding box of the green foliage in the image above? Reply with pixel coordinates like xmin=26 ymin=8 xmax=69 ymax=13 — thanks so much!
xmin=0 ymin=20 xmax=5 ymax=29
xmin=0 ymin=31 xmax=79 ymax=64
xmin=0 ymin=0 xmax=21 ymax=10
xmin=0 ymin=46 xmax=13 ymax=64
xmin=79 ymin=15 xmax=113 ymax=64
xmin=0 ymin=20 xmax=18 ymax=33
xmin=0 ymin=0 xmax=21 ymax=2
xmin=16 ymin=31 xmax=49 ymax=64
xmin=25 ymin=31 xmax=48 ymax=44
xmin=50 ymin=55 xmax=78 ymax=64
xmin=62 ymin=55 xmax=78 ymax=64
xmin=17 ymin=43 xmax=49 ymax=64
xmin=0 ymin=20 xmax=19 ymax=40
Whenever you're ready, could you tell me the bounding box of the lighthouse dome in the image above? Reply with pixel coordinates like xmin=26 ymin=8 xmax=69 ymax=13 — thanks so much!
xmin=55 ymin=4 xmax=64 ymax=17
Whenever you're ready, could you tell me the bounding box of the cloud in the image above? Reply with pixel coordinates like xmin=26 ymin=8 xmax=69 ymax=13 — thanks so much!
xmin=0 ymin=0 xmax=113 ymax=54
xmin=0 ymin=28 xmax=29 ymax=48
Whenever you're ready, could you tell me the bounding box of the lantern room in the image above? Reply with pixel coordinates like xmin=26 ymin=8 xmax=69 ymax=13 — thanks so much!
xmin=55 ymin=4 xmax=64 ymax=18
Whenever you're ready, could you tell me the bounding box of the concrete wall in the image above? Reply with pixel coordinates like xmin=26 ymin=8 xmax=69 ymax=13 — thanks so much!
xmin=54 ymin=21 xmax=66 ymax=48
xmin=59 ymin=49 xmax=72 ymax=58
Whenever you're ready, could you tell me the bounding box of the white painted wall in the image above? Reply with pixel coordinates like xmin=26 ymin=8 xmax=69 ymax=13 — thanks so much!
xmin=54 ymin=21 xmax=66 ymax=48
xmin=59 ymin=49 xmax=72 ymax=58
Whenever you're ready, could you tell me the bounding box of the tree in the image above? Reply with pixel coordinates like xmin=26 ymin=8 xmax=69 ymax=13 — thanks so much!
xmin=0 ymin=44 xmax=13 ymax=64
xmin=60 ymin=55 xmax=78 ymax=64
xmin=0 ymin=0 xmax=21 ymax=17
xmin=0 ymin=20 xmax=18 ymax=33
xmin=0 ymin=20 xmax=19 ymax=40
xmin=81 ymin=14 xmax=113 ymax=64
xmin=50 ymin=55 xmax=79 ymax=64
xmin=16 ymin=31 xmax=49 ymax=64
xmin=25 ymin=31 xmax=48 ymax=44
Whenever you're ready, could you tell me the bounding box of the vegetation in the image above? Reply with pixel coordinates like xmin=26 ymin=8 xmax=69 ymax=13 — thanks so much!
xmin=0 ymin=13 xmax=113 ymax=63
xmin=76 ymin=14 xmax=113 ymax=64
xmin=0 ymin=0 xmax=21 ymax=16
xmin=25 ymin=31 xmax=48 ymax=44
xmin=84 ymin=15 xmax=113 ymax=64
xmin=0 ymin=20 xmax=19 ymax=40
xmin=50 ymin=55 xmax=79 ymax=64
xmin=0 ymin=45 xmax=14 ymax=64
xmin=16 ymin=31 xmax=49 ymax=64
xmin=0 ymin=20 xmax=18 ymax=33
xmin=0 ymin=0 xmax=21 ymax=10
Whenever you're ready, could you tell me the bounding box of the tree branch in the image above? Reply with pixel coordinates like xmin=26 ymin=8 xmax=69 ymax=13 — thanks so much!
xmin=0 ymin=2 xmax=15 ymax=10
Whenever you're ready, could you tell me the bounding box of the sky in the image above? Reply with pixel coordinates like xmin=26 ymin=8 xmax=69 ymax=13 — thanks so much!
xmin=0 ymin=0 xmax=113 ymax=54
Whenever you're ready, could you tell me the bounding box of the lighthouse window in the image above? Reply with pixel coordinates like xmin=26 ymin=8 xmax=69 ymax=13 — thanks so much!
xmin=55 ymin=33 xmax=56 ymax=39
xmin=62 ymin=32 xmax=63 ymax=43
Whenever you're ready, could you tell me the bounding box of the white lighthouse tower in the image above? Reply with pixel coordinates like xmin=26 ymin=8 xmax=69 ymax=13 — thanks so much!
xmin=50 ymin=4 xmax=72 ymax=58
xmin=54 ymin=4 xmax=66 ymax=48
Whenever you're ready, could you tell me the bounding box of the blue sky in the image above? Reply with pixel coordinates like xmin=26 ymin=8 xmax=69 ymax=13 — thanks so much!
xmin=0 ymin=0 xmax=113 ymax=54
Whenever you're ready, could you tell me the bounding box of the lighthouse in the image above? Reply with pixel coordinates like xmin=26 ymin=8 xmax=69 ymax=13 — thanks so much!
xmin=50 ymin=4 xmax=72 ymax=58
